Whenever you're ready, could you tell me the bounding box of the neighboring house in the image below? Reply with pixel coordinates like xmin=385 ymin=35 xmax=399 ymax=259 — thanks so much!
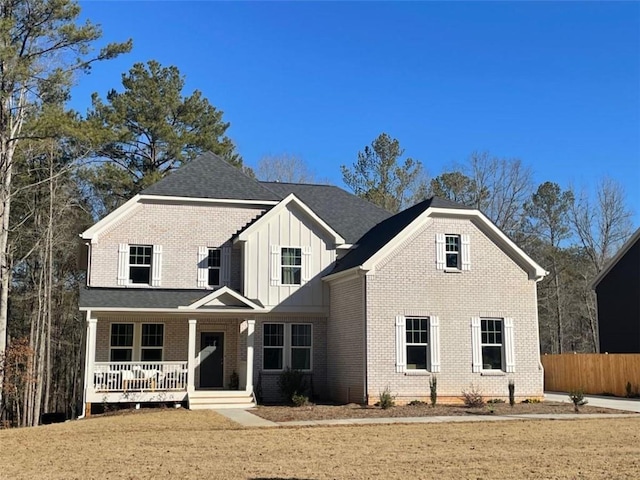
xmin=592 ymin=228 xmax=640 ymax=353
xmin=79 ymin=152 xmax=547 ymax=412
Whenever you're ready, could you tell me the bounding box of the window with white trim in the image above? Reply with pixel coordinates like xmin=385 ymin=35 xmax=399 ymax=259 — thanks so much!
xmin=281 ymin=247 xmax=302 ymax=285
xmin=471 ymin=316 xmax=515 ymax=373
xmin=445 ymin=235 xmax=460 ymax=269
xmin=263 ymin=323 xmax=284 ymax=370
xmin=436 ymin=233 xmax=471 ymax=271
xmin=110 ymin=323 xmax=133 ymax=362
xmin=481 ymin=318 xmax=503 ymax=370
xmin=291 ymin=324 xmax=312 ymax=370
xmin=395 ymin=315 xmax=440 ymax=373
xmin=141 ymin=323 xmax=164 ymax=361
xmin=207 ymin=248 xmax=221 ymax=287
xmin=129 ymin=245 xmax=152 ymax=284
xmin=406 ymin=318 xmax=429 ymax=370
xmin=263 ymin=323 xmax=313 ymax=371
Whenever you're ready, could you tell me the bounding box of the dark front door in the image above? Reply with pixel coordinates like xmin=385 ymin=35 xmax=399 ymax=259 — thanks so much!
xmin=199 ymin=332 xmax=224 ymax=388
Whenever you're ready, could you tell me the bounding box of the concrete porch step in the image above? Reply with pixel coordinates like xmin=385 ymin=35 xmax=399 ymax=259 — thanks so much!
xmin=188 ymin=390 xmax=255 ymax=410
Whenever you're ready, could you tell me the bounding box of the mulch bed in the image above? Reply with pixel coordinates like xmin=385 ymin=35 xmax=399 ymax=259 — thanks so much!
xmin=253 ymin=401 xmax=634 ymax=422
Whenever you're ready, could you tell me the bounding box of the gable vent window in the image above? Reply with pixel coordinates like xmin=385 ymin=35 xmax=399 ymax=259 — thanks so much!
xmin=445 ymin=235 xmax=460 ymax=269
xmin=281 ymin=247 xmax=302 ymax=285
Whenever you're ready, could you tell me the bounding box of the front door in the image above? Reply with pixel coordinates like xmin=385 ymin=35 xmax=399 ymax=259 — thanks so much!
xmin=199 ymin=332 xmax=224 ymax=388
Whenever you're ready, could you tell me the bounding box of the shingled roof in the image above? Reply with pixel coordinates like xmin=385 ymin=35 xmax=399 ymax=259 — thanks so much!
xmin=260 ymin=182 xmax=392 ymax=244
xmin=330 ymin=196 xmax=474 ymax=275
xmin=142 ymin=152 xmax=281 ymax=201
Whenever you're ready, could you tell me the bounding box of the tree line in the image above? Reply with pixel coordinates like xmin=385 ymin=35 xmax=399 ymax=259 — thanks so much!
xmin=0 ymin=0 xmax=634 ymax=427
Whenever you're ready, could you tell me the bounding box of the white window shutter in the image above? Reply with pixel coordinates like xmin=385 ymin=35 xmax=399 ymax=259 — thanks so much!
xmin=270 ymin=245 xmax=280 ymax=286
xmin=301 ymin=246 xmax=312 ymax=283
xmin=504 ymin=317 xmax=516 ymax=373
xmin=461 ymin=234 xmax=471 ymax=271
xmin=429 ymin=316 xmax=441 ymax=373
xmin=436 ymin=233 xmax=445 ymax=270
xmin=117 ymin=243 xmax=129 ymax=286
xmin=471 ymin=316 xmax=482 ymax=372
xmin=395 ymin=315 xmax=406 ymax=373
xmin=197 ymin=246 xmax=208 ymax=288
xmin=222 ymin=245 xmax=232 ymax=286
xmin=151 ymin=245 xmax=162 ymax=287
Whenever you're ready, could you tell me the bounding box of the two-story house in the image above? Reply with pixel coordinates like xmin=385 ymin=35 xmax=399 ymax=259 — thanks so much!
xmin=79 ymin=152 xmax=546 ymax=412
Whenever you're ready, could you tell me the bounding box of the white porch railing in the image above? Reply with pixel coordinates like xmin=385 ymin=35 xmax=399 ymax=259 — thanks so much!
xmin=93 ymin=361 xmax=188 ymax=392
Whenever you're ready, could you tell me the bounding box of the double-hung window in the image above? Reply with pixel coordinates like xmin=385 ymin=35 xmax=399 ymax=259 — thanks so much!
xmin=395 ymin=315 xmax=440 ymax=373
xmin=436 ymin=233 xmax=470 ymax=271
xmin=405 ymin=317 xmax=429 ymax=370
xmin=263 ymin=323 xmax=312 ymax=371
xmin=481 ymin=319 xmax=503 ymax=370
xmin=445 ymin=235 xmax=460 ymax=269
xmin=263 ymin=324 xmax=284 ymax=370
xmin=110 ymin=324 xmax=133 ymax=362
xmin=471 ymin=317 xmax=515 ymax=373
xmin=109 ymin=323 xmax=164 ymax=362
xmin=141 ymin=324 xmax=164 ymax=361
xmin=281 ymin=248 xmax=302 ymax=285
xmin=129 ymin=245 xmax=152 ymax=284
xmin=207 ymin=249 xmax=221 ymax=287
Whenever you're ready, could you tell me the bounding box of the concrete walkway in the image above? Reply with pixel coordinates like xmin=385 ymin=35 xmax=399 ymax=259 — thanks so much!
xmin=544 ymin=391 xmax=640 ymax=413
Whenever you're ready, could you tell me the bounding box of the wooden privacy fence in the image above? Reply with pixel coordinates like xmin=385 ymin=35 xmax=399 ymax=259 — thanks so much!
xmin=541 ymin=353 xmax=640 ymax=397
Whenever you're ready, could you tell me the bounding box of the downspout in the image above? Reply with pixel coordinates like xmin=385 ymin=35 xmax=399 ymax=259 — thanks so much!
xmin=363 ymin=274 xmax=368 ymax=405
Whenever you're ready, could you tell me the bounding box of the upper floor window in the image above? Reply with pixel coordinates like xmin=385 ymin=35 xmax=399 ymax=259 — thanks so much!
xmin=129 ymin=245 xmax=152 ymax=284
xmin=436 ymin=233 xmax=470 ymax=271
xmin=445 ymin=235 xmax=460 ymax=269
xmin=281 ymin=247 xmax=302 ymax=285
xmin=207 ymin=249 xmax=221 ymax=287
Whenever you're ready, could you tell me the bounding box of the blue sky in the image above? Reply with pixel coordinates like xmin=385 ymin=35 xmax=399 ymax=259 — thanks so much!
xmin=75 ymin=1 xmax=640 ymax=224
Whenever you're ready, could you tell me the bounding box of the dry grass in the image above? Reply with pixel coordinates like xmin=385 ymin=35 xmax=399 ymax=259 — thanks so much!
xmin=1 ymin=408 xmax=639 ymax=479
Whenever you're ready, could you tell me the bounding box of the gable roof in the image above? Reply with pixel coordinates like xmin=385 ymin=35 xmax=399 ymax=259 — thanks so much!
xmin=327 ymin=196 xmax=546 ymax=280
xmin=261 ymin=182 xmax=392 ymax=244
xmin=235 ymin=193 xmax=345 ymax=244
xmin=592 ymin=227 xmax=640 ymax=289
xmin=142 ymin=152 xmax=281 ymax=201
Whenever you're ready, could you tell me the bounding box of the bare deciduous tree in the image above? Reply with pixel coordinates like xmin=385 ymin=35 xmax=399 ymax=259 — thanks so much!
xmin=256 ymin=154 xmax=322 ymax=184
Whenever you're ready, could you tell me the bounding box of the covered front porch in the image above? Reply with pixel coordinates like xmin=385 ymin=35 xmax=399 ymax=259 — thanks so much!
xmin=81 ymin=287 xmax=265 ymax=411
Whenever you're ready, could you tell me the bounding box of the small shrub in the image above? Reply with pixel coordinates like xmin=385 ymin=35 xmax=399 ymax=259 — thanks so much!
xmin=568 ymin=389 xmax=588 ymax=413
xmin=378 ymin=386 xmax=395 ymax=409
xmin=429 ymin=376 xmax=438 ymax=407
xmin=408 ymin=400 xmax=427 ymax=406
xmin=461 ymin=384 xmax=485 ymax=408
xmin=291 ymin=394 xmax=309 ymax=407
xmin=521 ymin=398 xmax=541 ymax=404
xmin=277 ymin=367 xmax=307 ymax=404
xmin=508 ymin=380 xmax=515 ymax=407
xmin=626 ymin=381 xmax=632 ymax=398
xmin=228 ymin=370 xmax=239 ymax=390
xmin=487 ymin=398 xmax=505 ymax=404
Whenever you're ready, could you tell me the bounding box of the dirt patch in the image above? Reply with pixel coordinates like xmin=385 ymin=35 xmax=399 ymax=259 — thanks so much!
xmin=253 ymin=401 xmax=633 ymax=422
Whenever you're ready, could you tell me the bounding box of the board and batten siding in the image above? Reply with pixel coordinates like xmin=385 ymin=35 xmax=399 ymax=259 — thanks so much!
xmin=243 ymin=203 xmax=336 ymax=309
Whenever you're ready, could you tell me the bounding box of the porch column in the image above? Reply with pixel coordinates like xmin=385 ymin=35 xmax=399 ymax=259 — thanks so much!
xmin=187 ymin=319 xmax=197 ymax=394
xmin=85 ymin=314 xmax=98 ymax=398
xmin=245 ymin=319 xmax=255 ymax=394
